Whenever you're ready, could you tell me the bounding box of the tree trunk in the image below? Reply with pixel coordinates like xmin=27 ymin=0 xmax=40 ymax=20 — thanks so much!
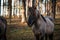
xmin=22 ymin=0 xmax=26 ymax=21
xmin=52 ymin=0 xmax=56 ymax=19
xmin=32 ymin=0 xmax=35 ymax=7
xmin=0 ymin=0 xmax=1 ymax=16
xmin=8 ymin=0 xmax=12 ymax=24
xmin=0 ymin=0 xmax=1 ymax=6
xmin=45 ymin=0 xmax=46 ymax=13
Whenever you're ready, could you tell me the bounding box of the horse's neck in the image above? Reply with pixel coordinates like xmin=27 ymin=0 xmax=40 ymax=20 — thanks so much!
xmin=34 ymin=10 xmax=46 ymax=28
xmin=40 ymin=14 xmax=47 ymax=23
xmin=38 ymin=14 xmax=44 ymax=22
xmin=35 ymin=9 xmax=43 ymax=21
xmin=34 ymin=17 xmax=42 ymax=28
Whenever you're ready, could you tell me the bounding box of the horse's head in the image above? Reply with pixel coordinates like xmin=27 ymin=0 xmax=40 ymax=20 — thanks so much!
xmin=27 ymin=7 xmax=38 ymax=27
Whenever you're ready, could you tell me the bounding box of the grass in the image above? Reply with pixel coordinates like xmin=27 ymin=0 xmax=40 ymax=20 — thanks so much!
xmin=6 ymin=25 xmax=34 ymax=40
xmin=54 ymin=24 xmax=60 ymax=40
xmin=6 ymin=24 xmax=60 ymax=40
xmin=55 ymin=19 xmax=60 ymax=24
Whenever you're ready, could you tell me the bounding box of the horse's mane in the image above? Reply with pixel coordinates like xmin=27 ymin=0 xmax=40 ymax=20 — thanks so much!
xmin=41 ymin=15 xmax=46 ymax=22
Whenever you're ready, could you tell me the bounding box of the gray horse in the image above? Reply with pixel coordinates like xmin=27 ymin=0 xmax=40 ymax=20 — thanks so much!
xmin=27 ymin=7 xmax=54 ymax=40
xmin=0 ymin=16 xmax=7 ymax=40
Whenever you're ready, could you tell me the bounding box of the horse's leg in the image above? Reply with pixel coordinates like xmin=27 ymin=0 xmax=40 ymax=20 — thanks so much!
xmin=40 ymin=34 xmax=44 ymax=40
xmin=34 ymin=34 xmax=40 ymax=40
xmin=40 ymin=36 xmax=44 ymax=40
xmin=1 ymin=33 xmax=7 ymax=40
xmin=0 ymin=36 xmax=2 ymax=40
xmin=2 ymin=28 xmax=7 ymax=40
xmin=4 ymin=28 xmax=7 ymax=40
xmin=4 ymin=33 xmax=7 ymax=40
xmin=49 ymin=33 xmax=53 ymax=40
xmin=45 ymin=34 xmax=48 ymax=40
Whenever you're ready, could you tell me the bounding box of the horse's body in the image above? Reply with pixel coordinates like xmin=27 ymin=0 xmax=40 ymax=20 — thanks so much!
xmin=27 ymin=7 xmax=54 ymax=40
xmin=0 ymin=16 xmax=7 ymax=40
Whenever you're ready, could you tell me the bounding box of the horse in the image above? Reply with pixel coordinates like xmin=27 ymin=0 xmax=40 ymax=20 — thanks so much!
xmin=0 ymin=16 xmax=7 ymax=40
xmin=27 ymin=7 xmax=54 ymax=40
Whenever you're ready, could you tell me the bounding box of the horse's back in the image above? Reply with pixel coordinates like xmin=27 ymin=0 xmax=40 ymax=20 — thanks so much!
xmin=45 ymin=17 xmax=54 ymax=34
xmin=45 ymin=16 xmax=54 ymax=22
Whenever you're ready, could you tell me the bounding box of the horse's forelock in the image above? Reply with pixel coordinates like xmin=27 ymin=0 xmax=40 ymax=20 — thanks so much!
xmin=28 ymin=7 xmax=35 ymax=15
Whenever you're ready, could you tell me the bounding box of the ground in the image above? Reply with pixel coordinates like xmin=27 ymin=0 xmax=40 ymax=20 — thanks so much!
xmin=7 ymin=24 xmax=34 ymax=40
xmin=6 ymin=18 xmax=60 ymax=40
xmin=6 ymin=24 xmax=60 ymax=40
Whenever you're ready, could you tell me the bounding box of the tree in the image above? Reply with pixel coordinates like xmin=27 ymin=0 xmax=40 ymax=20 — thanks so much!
xmin=8 ymin=0 xmax=12 ymax=24
xmin=52 ymin=0 xmax=56 ymax=19
xmin=0 ymin=0 xmax=1 ymax=6
xmin=0 ymin=0 xmax=1 ymax=15
xmin=32 ymin=0 xmax=35 ymax=7
xmin=22 ymin=0 xmax=26 ymax=21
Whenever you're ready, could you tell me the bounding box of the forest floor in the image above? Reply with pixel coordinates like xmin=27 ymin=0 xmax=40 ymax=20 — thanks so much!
xmin=6 ymin=19 xmax=60 ymax=40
